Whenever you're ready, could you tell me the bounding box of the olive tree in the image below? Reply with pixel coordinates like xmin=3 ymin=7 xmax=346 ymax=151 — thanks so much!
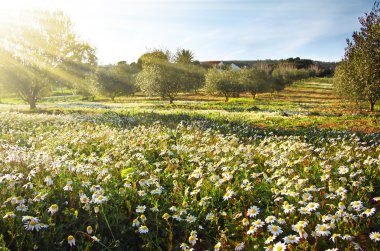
xmin=205 ymin=68 xmax=243 ymax=102
xmin=239 ymin=68 xmax=270 ymax=99
xmin=94 ymin=63 xmax=137 ymax=101
xmin=334 ymin=2 xmax=380 ymax=111
xmin=136 ymin=61 xmax=183 ymax=104
xmin=0 ymin=11 xmax=97 ymax=109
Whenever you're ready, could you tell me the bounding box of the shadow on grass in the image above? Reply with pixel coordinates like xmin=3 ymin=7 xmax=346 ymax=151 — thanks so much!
xmin=18 ymin=109 xmax=380 ymax=144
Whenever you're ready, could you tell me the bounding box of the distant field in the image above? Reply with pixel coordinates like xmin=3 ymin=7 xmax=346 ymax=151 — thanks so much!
xmin=0 ymin=78 xmax=379 ymax=133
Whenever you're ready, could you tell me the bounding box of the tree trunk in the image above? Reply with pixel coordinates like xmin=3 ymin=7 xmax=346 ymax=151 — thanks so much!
xmin=224 ymin=94 xmax=229 ymax=102
xmin=369 ymin=101 xmax=375 ymax=111
xmin=251 ymin=92 xmax=257 ymax=99
xmin=169 ymin=96 xmax=174 ymax=104
xmin=29 ymin=100 xmax=37 ymax=109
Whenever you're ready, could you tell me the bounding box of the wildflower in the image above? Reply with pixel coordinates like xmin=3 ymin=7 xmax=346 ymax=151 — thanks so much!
xmin=247 ymin=205 xmax=260 ymax=218
xmin=138 ymin=190 xmax=147 ymax=196
xmin=206 ymin=212 xmax=214 ymax=221
xmin=16 ymin=204 xmax=28 ymax=212
xmin=132 ymin=218 xmax=140 ymax=227
xmin=180 ymin=243 xmax=189 ymax=250
xmin=272 ymin=242 xmax=287 ymax=251
xmin=173 ymin=214 xmax=182 ymax=221
xmin=350 ymin=201 xmax=363 ymax=211
xmin=162 ymin=213 xmax=170 ymax=220
xmin=235 ymin=242 xmax=244 ymax=251
xmin=214 ymin=242 xmax=222 ymax=251
xmin=242 ymin=218 xmax=249 ymax=226
xmin=306 ymin=202 xmax=319 ymax=212
xmin=24 ymin=218 xmax=41 ymax=231
xmin=94 ymin=206 xmax=99 ymax=213
xmin=150 ymin=206 xmax=159 ymax=212
xmin=3 ymin=212 xmax=15 ymax=219
xmin=93 ymin=194 xmax=108 ymax=204
xmin=335 ymin=187 xmax=347 ymax=196
xmin=91 ymin=236 xmax=100 ymax=242
xmin=302 ymin=193 xmax=313 ymax=201
xmin=252 ymin=219 xmax=265 ymax=228
xmin=330 ymin=233 xmax=340 ymax=242
xmin=265 ymin=235 xmax=277 ymax=244
xmin=268 ymin=225 xmax=283 ymax=236
xmin=189 ymin=235 xmax=198 ymax=246
xmin=223 ymin=189 xmax=234 ymax=201
xmin=67 ymin=235 xmax=76 ymax=247
xmin=283 ymin=235 xmax=300 ymax=244
xmin=87 ymin=226 xmax=93 ymax=234
xmin=247 ymin=226 xmax=257 ymax=235
xmin=186 ymin=215 xmax=196 ymax=223
xmin=140 ymin=214 xmax=147 ymax=222
xmin=282 ymin=204 xmax=295 ymax=213
xmin=315 ymin=224 xmax=331 ymax=237
xmin=136 ymin=205 xmax=146 ymax=213
xmin=48 ymin=204 xmax=59 ymax=215
xmin=369 ymin=232 xmax=380 ymax=242
xmin=138 ymin=225 xmax=148 ymax=234
xmin=277 ymin=218 xmax=286 ymax=225
xmin=44 ymin=176 xmax=54 ymax=186
xmin=362 ymin=208 xmax=376 ymax=217
xmin=80 ymin=194 xmax=90 ymax=204
xmin=338 ymin=166 xmax=349 ymax=174
xmin=265 ymin=215 xmax=277 ymax=223
xmin=321 ymin=214 xmax=332 ymax=223
xmin=342 ymin=234 xmax=353 ymax=241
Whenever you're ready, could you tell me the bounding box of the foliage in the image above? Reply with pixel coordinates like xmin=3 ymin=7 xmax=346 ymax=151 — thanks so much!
xmin=136 ymin=49 xmax=205 ymax=103
xmin=0 ymin=10 xmax=97 ymax=109
xmin=136 ymin=62 xmax=183 ymax=103
xmin=271 ymin=67 xmax=315 ymax=92
xmin=239 ymin=67 xmax=271 ymax=98
xmin=173 ymin=49 xmax=195 ymax=64
xmin=334 ymin=2 xmax=380 ymax=111
xmin=94 ymin=63 xmax=137 ymax=101
xmin=205 ymin=68 xmax=243 ymax=102
xmin=137 ymin=49 xmax=170 ymax=69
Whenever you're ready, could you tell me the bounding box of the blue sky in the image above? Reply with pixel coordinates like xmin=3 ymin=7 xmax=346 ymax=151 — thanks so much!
xmin=0 ymin=0 xmax=375 ymax=64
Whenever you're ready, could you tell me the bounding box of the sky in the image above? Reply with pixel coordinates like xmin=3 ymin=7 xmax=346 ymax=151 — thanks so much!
xmin=0 ymin=0 xmax=376 ymax=64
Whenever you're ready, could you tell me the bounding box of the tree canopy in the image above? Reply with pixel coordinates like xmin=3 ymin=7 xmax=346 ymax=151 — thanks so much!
xmin=94 ymin=63 xmax=137 ymax=101
xmin=334 ymin=2 xmax=380 ymax=111
xmin=0 ymin=10 xmax=97 ymax=108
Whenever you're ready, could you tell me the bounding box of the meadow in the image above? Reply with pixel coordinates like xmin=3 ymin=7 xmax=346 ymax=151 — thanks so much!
xmin=0 ymin=79 xmax=379 ymax=250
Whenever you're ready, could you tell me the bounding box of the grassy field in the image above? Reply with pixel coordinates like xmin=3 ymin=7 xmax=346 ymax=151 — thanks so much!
xmin=1 ymin=78 xmax=379 ymax=133
xmin=0 ymin=79 xmax=379 ymax=250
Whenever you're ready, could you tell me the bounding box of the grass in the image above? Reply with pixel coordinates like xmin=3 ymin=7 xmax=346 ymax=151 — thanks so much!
xmin=0 ymin=78 xmax=379 ymax=250
xmin=0 ymin=78 xmax=379 ymax=133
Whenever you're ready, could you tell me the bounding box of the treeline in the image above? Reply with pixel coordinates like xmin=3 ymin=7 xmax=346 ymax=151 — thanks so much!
xmin=0 ymin=10 xmax=325 ymax=108
xmin=77 ymin=50 xmax=318 ymax=104
xmin=202 ymin=58 xmax=336 ymax=77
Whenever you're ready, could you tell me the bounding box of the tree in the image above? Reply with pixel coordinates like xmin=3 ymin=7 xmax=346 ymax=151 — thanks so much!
xmin=205 ymin=68 xmax=243 ymax=102
xmin=137 ymin=49 xmax=170 ymax=69
xmin=180 ymin=64 xmax=206 ymax=93
xmin=0 ymin=10 xmax=97 ymax=109
xmin=94 ymin=63 xmax=137 ymax=101
xmin=239 ymin=68 xmax=270 ymax=99
xmin=173 ymin=49 xmax=195 ymax=64
xmin=137 ymin=62 xmax=183 ymax=104
xmin=334 ymin=2 xmax=380 ymax=111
